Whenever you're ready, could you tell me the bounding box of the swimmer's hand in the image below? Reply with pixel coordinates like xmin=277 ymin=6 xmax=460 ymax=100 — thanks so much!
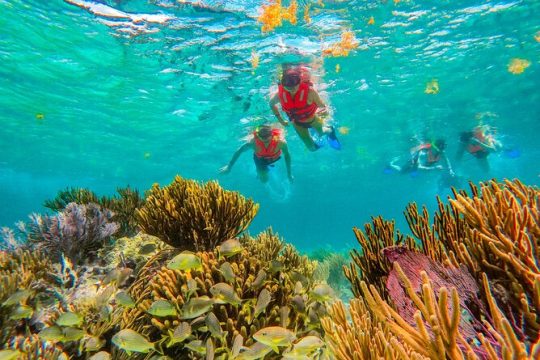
xmin=435 ymin=165 xmax=444 ymax=170
xmin=219 ymin=165 xmax=230 ymax=174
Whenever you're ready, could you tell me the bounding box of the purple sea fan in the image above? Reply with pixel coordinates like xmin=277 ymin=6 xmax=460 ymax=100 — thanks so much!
xmin=20 ymin=202 xmax=119 ymax=264
xmin=383 ymin=246 xmax=499 ymax=358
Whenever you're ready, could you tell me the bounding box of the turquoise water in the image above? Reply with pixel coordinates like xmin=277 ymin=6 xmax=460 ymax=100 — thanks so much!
xmin=1 ymin=0 xmax=539 ymax=252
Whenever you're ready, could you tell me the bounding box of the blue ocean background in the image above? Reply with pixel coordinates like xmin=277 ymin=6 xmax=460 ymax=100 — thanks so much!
xmin=1 ymin=0 xmax=539 ymax=253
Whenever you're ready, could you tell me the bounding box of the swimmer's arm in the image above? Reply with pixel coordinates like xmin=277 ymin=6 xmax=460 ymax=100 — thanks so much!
xmin=270 ymin=93 xmax=288 ymax=126
xmin=442 ymin=152 xmax=454 ymax=175
xmin=221 ymin=142 xmax=252 ymax=173
xmin=281 ymin=142 xmax=293 ymax=181
xmin=417 ymin=152 xmax=441 ymax=170
xmin=308 ymin=89 xmax=328 ymax=116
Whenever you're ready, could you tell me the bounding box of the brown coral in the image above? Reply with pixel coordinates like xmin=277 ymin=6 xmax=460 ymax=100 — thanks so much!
xmin=136 ymin=176 xmax=259 ymax=251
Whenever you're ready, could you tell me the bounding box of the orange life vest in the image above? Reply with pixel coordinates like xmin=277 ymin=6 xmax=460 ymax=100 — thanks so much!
xmin=411 ymin=143 xmax=440 ymax=164
xmin=278 ymin=82 xmax=318 ymax=123
xmin=254 ymin=129 xmax=282 ymax=160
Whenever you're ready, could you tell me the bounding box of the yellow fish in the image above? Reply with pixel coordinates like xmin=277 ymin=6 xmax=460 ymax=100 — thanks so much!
xmin=35 ymin=113 xmax=44 ymax=120
xmin=184 ymin=340 xmax=206 ymax=354
xmin=251 ymin=269 xmax=267 ymax=289
xmin=210 ymin=283 xmax=242 ymax=306
xmin=236 ymin=342 xmax=273 ymax=360
xmin=309 ymin=283 xmax=335 ymax=302
xmin=39 ymin=326 xmax=65 ymax=342
xmin=88 ymin=352 xmax=111 ymax=360
xmin=253 ymin=326 xmax=296 ymax=353
xmin=84 ymin=336 xmax=105 ymax=352
xmin=425 ymin=79 xmax=439 ymax=94
xmin=508 ymin=58 xmax=530 ymax=75
xmin=218 ymin=238 xmax=243 ymax=257
xmin=0 ymin=350 xmax=23 ymax=360
xmin=181 ymin=296 xmax=214 ymax=319
xmin=115 ymin=291 xmax=135 ymax=308
xmin=62 ymin=327 xmax=85 ymax=342
xmin=111 ymin=329 xmax=154 ymax=355
xmin=167 ymin=251 xmax=202 ymax=271
xmin=285 ymin=335 xmax=325 ymax=357
xmin=10 ymin=305 xmax=33 ymax=320
xmin=147 ymin=299 xmax=177 ymax=317
xmin=205 ymin=312 xmax=224 ymax=338
xmin=2 ymin=289 xmax=33 ymax=306
xmin=254 ymin=288 xmax=272 ymax=318
xmin=56 ymin=312 xmax=83 ymax=327
xmin=335 ymin=64 xmax=340 ymax=73
xmin=167 ymin=322 xmax=191 ymax=347
xmin=219 ymin=262 xmax=236 ymax=283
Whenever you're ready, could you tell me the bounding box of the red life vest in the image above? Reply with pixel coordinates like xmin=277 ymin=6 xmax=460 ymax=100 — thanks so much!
xmin=411 ymin=143 xmax=440 ymax=164
xmin=467 ymin=129 xmax=488 ymax=154
xmin=278 ymin=82 xmax=318 ymax=123
xmin=254 ymin=129 xmax=282 ymax=160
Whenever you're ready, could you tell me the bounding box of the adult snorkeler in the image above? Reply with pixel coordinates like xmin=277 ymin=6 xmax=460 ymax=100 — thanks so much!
xmin=220 ymin=124 xmax=293 ymax=183
xmin=456 ymin=124 xmax=502 ymax=172
xmin=389 ymin=138 xmax=454 ymax=175
xmin=269 ymin=64 xmax=341 ymax=151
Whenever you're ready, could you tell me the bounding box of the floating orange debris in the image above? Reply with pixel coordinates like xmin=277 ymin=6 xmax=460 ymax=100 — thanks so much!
xmin=508 ymin=58 xmax=530 ymax=74
xmin=535 ymin=31 xmax=540 ymax=42
xmin=368 ymin=16 xmax=375 ymax=25
xmin=304 ymin=4 xmax=311 ymax=24
xmin=335 ymin=64 xmax=340 ymax=73
xmin=322 ymin=31 xmax=359 ymax=57
xmin=425 ymin=79 xmax=439 ymax=94
xmin=251 ymin=50 xmax=259 ymax=70
xmin=258 ymin=0 xmax=298 ymax=32
xmin=338 ymin=126 xmax=350 ymax=135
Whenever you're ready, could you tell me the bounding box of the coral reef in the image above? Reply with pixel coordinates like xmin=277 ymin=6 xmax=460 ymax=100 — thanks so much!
xmin=120 ymin=229 xmax=328 ymax=359
xmin=257 ymin=0 xmax=298 ymax=32
xmin=328 ymin=179 xmax=539 ymax=359
xmin=44 ymin=186 xmax=145 ymax=237
xmin=136 ymin=176 xmax=259 ymax=251
xmin=19 ymin=202 xmax=119 ymax=264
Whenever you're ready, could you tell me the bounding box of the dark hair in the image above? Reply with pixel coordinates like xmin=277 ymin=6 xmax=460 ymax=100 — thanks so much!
xmin=434 ymin=138 xmax=446 ymax=150
xmin=257 ymin=125 xmax=272 ymax=138
xmin=281 ymin=70 xmax=301 ymax=87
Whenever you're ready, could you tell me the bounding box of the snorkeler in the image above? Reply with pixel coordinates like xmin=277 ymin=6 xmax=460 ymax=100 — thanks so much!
xmin=220 ymin=124 xmax=293 ymax=183
xmin=269 ymin=65 xmax=340 ymax=151
xmin=389 ymin=138 xmax=454 ymax=175
xmin=456 ymin=125 xmax=502 ymax=172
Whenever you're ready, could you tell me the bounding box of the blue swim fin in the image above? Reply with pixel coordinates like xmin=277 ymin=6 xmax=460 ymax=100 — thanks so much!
xmin=326 ymin=126 xmax=341 ymax=150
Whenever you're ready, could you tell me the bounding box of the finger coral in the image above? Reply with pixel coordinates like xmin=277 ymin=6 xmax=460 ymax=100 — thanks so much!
xmin=136 ymin=175 xmax=259 ymax=251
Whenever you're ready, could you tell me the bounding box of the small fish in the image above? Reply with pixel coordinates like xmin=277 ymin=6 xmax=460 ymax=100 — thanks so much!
xmin=103 ymin=268 xmax=132 ymax=286
xmin=205 ymin=312 xmax=223 ymax=338
xmin=231 ymin=334 xmax=243 ymax=358
xmin=309 ymin=283 xmax=335 ymax=302
xmin=96 ymin=285 xmax=116 ymax=307
xmin=218 ymin=239 xmax=243 ymax=257
xmin=84 ymin=336 xmax=105 ymax=352
xmin=147 ymin=299 xmax=177 ymax=317
xmin=293 ymin=281 xmax=304 ymax=295
xmin=184 ymin=340 xmax=206 ymax=354
xmin=88 ymin=352 xmax=111 ymax=360
xmin=279 ymin=306 xmax=291 ymax=328
xmin=235 ymin=342 xmax=272 ymax=360
xmin=56 ymin=312 xmax=83 ymax=327
xmin=206 ymin=338 xmax=215 ymax=360
xmin=219 ymin=262 xmax=235 ymax=283
xmin=2 ymin=289 xmax=33 ymax=306
xmin=251 ymin=270 xmax=266 ymax=289
xmin=210 ymin=283 xmax=242 ymax=306
xmin=268 ymin=260 xmax=283 ymax=274
xmin=181 ymin=296 xmax=214 ymax=319
xmin=62 ymin=327 xmax=85 ymax=342
xmin=167 ymin=251 xmax=202 ymax=271
xmin=254 ymin=289 xmax=271 ymax=318
xmin=10 ymin=305 xmax=33 ymax=320
xmin=167 ymin=322 xmax=191 ymax=347
xmin=0 ymin=350 xmax=23 ymax=360
xmin=39 ymin=326 xmax=65 ymax=342
xmin=115 ymin=291 xmax=135 ymax=308
xmin=253 ymin=326 xmax=296 ymax=353
xmin=139 ymin=243 xmax=156 ymax=255
xmin=111 ymin=329 xmax=154 ymax=355
xmin=287 ymin=335 xmax=325 ymax=356
xmin=291 ymin=295 xmax=306 ymax=313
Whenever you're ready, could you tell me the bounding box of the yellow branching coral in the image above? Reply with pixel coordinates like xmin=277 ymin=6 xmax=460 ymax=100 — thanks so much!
xmin=322 ymin=297 xmax=428 ymax=359
xmin=258 ymin=0 xmax=298 ymax=32
xmin=322 ymin=31 xmax=359 ymax=57
xmin=136 ymin=175 xmax=259 ymax=251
